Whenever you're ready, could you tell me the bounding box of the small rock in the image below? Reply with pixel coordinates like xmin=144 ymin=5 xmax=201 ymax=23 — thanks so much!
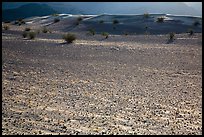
xmin=110 ymin=47 xmax=120 ymax=51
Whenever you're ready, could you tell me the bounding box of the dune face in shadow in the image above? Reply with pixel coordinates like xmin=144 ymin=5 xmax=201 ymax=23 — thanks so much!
xmin=12 ymin=13 xmax=201 ymax=36
xmin=82 ymin=14 xmax=202 ymax=35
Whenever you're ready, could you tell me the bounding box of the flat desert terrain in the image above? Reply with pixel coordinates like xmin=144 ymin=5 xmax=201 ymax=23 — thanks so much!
xmin=2 ymin=14 xmax=202 ymax=135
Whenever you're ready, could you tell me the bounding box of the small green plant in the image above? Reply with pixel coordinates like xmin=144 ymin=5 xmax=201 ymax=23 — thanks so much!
xmin=54 ymin=18 xmax=60 ymax=23
xmin=101 ymin=32 xmax=109 ymax=39
xmin=36 ymin=29 xmax=40 ymax=34
xmin=88 ymin=29 xmax=95 ymax=35
xmin=42 ymin=27 xmax=48 ymax=33
xmin=17 ymin=19 xmax=25 ymax=25
xmin=22 ymin=31 xmax=28 ymax=38
xmin=124 ymin=32 xmax=128 ymax=36
xmin=4 ymin=21 xmax=10 ymax=23
xmin=28 ymin=31 xmax=36 ymax=39
xmin=75 ymin=21 xmax=80 ymax=25
xmin=113 ymin=19 xmax=119 ymax=24
xmin=25 ymin=27 xmax=31 ymax=31
xmin=169 ymin=32 xmax=175 ymax=40
xmin=52 ymin=13 xmax=59 ymax=16
xmin=3 ymin=24 xmax=10 ymax=30
xmin=157 ymin=17 xmax=165 ymax=23
xmin=48 ymin=30 xmax=52 ymax=33
xmin=144 ymin=13 xmax=150 ymax=18
xmin=21 ymin=20 xmax=25 ymax=24
xmin=99 ymin=20 xmax=104 ymax=24
xmin=18 ymin=18 xmax=23 ymax=22
xmin=14 ymin=21 xmax=19 ymax=25
xmin=63 ymin=33 xmax=76 ymax=43
xmin=145 ymin=26 xmax=149 ymax=34
xmin=187 ymin=29 xmax=194 ymax=35
xmin=193 ymin=20 xmax=200 ymax=26
xmin=77 ymin=17 xmax=83 ymax=22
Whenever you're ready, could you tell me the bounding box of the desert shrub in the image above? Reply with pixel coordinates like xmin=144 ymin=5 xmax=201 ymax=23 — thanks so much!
xmin=3 ymin=24 xmax=10 ymax=30
xmin=75 ymin=21 xmax=80 ymax=25
xmin=99 ymin=20 xmax=104 ymax=23
xmin=63 ymin=33 xmax=76 ymax=43
xmin=54 ymin=18 xmax=60 ymax=23
xmin=17 ymin=19 xmax=25 ymax=25
xmin=77 ymin=17 xmax=83 ymax=22
xmin=88 ymin=29 xmax=95 ymax=35
xmin=18 ymin=18 xmax=23 ymax=22
xmin=4 ymin=21 xmax=11 ymax=23
xmin=14 ymin=21 xmax=19 ymax=25
xmin=42 ymin=27 xmax=48 ymax=33
xmin=28 ymin=32 xmax=36 ymax=39
xmin=101 ymin=32 xmax=109 ymax=39
xmin=144 ymin=13 xmax=150 ymax=18
xmin=52 ymin=13 xmax=59 ymax=16
xmin=36 ymin=29 xmax=40 ymax=34
xmin=169 ymin=32 xmax=175 ymax=40
xmin=113 ymin=19 xmax=119 ymax=24
xmin=188 ymin=29 xmax=194 ymax=35
xmin=22 ymin=31 xmax=28 ymax=38
xmin=193 ymin=20 xmax=200 ymax=26
xmin=21 ymin=20 xmax=25 ymax=24
xmin=157 ymin=17 xmax=165 ymax=23
xmin=48 ymin=30 xmax=52 ymax=33
xmin=25 ymin=27 xmax=31 ymax=31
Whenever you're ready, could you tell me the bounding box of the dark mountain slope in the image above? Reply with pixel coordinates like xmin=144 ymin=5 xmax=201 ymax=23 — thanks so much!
xmin=2 ymin=3 xmax=57 ymax=22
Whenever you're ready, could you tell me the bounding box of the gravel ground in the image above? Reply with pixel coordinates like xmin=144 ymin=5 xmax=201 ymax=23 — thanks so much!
xmin=2 ymin=25 xmax=202 ymax=135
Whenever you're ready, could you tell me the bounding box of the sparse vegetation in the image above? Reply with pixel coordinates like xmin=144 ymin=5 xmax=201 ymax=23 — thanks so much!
xmin=22 ymin=31 xmax=28 ymax=38
xmin=3 ymin=24 xmax=10 ymax=30
xmin=21 ymin=20 xmax=26 ymax=24
xmin=157 ymin=17 xmax=165 ymax=23
xmin=4 ymin=21 xmax=11 ymax=23
xmin=42 ymin=27 xmax=48 ymax=33
xmin=145 ymin=26 xmax=149 ymax=34
xmin=63 ymin=33 xmax=76 ymax=43
xmin=169 ymin=32 xmax=175 ymax=40
xmin=193 ymin=20 xmax=200 ymax=26
xmin=15 ymin=19 xmax=25 ymax=26
xmin=113 ymin=19 xmax=119 ymax=24
xmin=75 ymin=17 xmax=83 ymax=26
xmin=28 ymin=31 xmax=36 ymax=39
xmin=99 ymin=20 xmax=104 ymax=24
xmin=52 ymin=13 xmax=59 ymax=16
xmin=101 ymin=32 xmax=109 ymax=39
xmin=25 ymin=27 xmax=31 ymax=31
xmin=77 ymin=17 xmax=83 ymax=22
xmin=36 ymin=30 xmax=40 ymax=34
xmin=88 ymin=29 xmax=95 ymax=35
xmin=54 ymin=18 xmax=60 ymax=23
xmin=144 ymin=13 xmax=150 ymax=18
xmin=187 ymin=29 xmax=194 ymax=35
xmin=48 ymin=30 xmax=52 ymax=33
xmin=75 ymin=21 xmax=80 ymax=25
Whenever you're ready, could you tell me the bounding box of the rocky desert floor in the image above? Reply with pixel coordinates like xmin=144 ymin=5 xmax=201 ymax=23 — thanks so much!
xmin=2 ymin=23 xmax=202 ymax=135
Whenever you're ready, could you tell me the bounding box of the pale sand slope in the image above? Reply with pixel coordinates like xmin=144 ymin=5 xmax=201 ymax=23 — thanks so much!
xmin=7 ymin=14 xmax=202 ymax=34
xmin=2 ymin=16 xmax=202 ymax=135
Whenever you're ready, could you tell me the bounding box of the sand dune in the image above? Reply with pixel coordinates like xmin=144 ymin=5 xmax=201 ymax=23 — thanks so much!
xmin=13 ymin=13 xmax=202 ymax=35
